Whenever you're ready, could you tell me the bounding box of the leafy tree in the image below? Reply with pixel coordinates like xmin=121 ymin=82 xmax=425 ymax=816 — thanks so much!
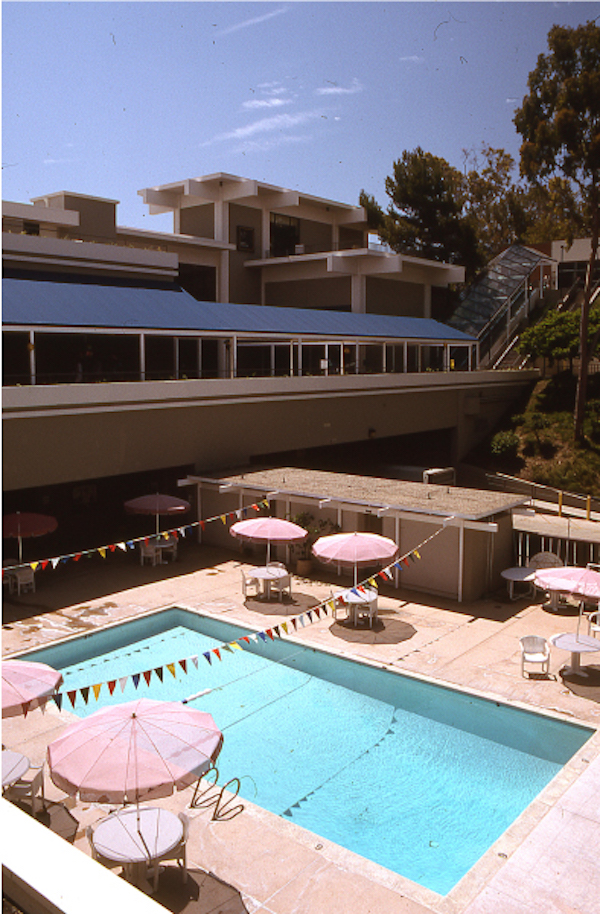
xmin=462 ymin=145 xmax=529 ymax=260
xmin=520 ymin=304 xmax=600 ymax=368
xmin=514 ymin=20 xmax=600 ymax=441
xmin=360 ymin=148 xmax=483 ymax=279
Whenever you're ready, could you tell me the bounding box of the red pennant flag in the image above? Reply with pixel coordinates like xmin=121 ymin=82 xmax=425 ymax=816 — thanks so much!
xmin=21 ymin=701 xmax=30 ymax=718
xmin=214 ymin=648 xmax=222 ymax=661
xmin=143 ymin=670 xmax=152 ymax=686
xmin=292 ymin=618 xmax=298 ymax=630
xmin=41 ymin=560 xmax=49 ymax=571
xmin=73 ymin=553 xmax=82 ymax=562
xmin=266 ymin=629 xmax=275 ymax=640
xmin=179 ymin=658 xmax=187 ymax=674
xmin=240 ymin=636 xmax=251 ymax=644
xmin=67 ymin=691 xmax=77 ymax=708
xmin=109 ymin=544 xmax=117 ymax=553
xmin=108 ymin=680 xmax=117 ymax=695
xmin=200 ymin=521 xmax=206 ymax=531
xmin=314 ymin=607 xmax=321 ymax=619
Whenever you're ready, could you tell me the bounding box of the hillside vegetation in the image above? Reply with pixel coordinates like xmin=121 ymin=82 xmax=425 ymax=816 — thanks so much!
xmin=469 ymin=371 xmax=600 ymax=498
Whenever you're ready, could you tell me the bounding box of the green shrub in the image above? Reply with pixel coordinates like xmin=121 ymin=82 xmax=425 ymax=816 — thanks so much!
xmin=490 ymin=430 xmax=520 ymax=458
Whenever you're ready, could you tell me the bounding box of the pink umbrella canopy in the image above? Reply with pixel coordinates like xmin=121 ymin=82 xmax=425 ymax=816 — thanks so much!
xmin=47 ymin=698 xmax=223 ymax=804
xmin=3 ymin=512 xmax=58 ymax=562
xmin=535 ymin=566 xmax=600 ymax=636
xmin=124 ymin=493 xmax=191 ymax=535
xmin=230 ymin=517 xmax=307 ymax=563
xmin=2 ymin=659 xmax=64 ymax=719
xmin=312 ymin=531 xmax=399 ymax=586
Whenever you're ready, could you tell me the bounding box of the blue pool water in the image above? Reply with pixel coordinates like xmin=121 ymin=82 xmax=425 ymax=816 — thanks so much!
xmin=26 ymin=608 xmax=593 ymax=895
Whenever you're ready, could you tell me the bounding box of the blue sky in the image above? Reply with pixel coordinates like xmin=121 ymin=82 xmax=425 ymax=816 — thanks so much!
xmin=3 ymin=1 xmax=600 ymax=231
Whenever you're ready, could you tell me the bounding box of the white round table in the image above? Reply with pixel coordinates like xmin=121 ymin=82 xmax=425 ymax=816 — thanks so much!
xmin=2 ymin=749 xmax=30 ymax=788
xmin=550 ymin=632 xmax=600 ymax=676
xmin=334 ymin=587 xmax=378 ymax=627
xmin=501 ymin=567 xmax=536 ymax=601
xmin=92 ymin=806 xmax=183 ymax=891
xmin=250 ymin=565 xmax=288 ymax=599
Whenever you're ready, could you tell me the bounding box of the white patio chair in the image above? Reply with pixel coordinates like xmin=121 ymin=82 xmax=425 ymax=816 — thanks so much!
xmin=241 ymin=569 xmax=259 ymax=598
xmin=4 ymin=762 xmax=45 ymax=816
xmin=139 ymin=541 xmax=161 ymax=566
xmin=85 ymin=824 xmax=123 ymax=873
xmin=8 ymin=566 xmax=36 ymax=596
xmin=267 ymin=563 xmax=292 ymax=601
xmin=519 ymin=636 xmax=550 ymax=678
xmin=150 ymin=811 xmax=189 ymax=890
xmin=587 ymin=610 xmax=600 ymax=637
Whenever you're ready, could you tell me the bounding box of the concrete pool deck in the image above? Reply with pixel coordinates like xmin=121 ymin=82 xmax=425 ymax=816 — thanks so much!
xmin=3 ymin=542 xmax=600 ymax=914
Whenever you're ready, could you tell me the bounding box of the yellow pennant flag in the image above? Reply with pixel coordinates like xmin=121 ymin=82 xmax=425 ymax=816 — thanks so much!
xmin=30 ymin=562 xmax=39 ymax=571
xmin=414 ymin=550 xmax=421 ymax=559
xmin=220 ymin=515 xmax=227 ymax=524
xmin=230 ymin=642 xmax=243 ymax=651
xmin=166 ymin=663 xmax=176 ymax=678
xmin=92 ymin=684 xmax=102 ymax=700
xmin=98 ymin=548 xmax=107 ymax=559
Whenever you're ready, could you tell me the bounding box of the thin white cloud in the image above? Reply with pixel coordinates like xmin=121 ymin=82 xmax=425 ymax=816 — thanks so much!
xmin=232 ymin=134 xmax=313 ymax=154
xmin=398 ymin=55 xmax=425 ymax=64
xmin=243 ymin=98 xmax=291 ymax=110
xmin=43 ymin=158 xmax=76 ymax=165
xmin=216 ymin=7 xmax=288 ymax=37
xmin=201 ymin=110 xmax=323 ymax=147
xmin=316 ymin=78 xmax=363 ymax=96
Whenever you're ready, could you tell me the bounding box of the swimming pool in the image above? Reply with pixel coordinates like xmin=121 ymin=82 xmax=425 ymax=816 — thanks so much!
xmin=25 ymin=608 xmax=594 ymax=895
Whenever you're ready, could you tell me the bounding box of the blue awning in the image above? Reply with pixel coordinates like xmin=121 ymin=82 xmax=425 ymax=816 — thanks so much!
xmin=2 ymin=277 xmax=474 ymax=342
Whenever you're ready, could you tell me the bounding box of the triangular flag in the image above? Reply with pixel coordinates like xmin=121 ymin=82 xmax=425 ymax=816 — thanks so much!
xmin=80 ymin=687 xmax=90 ymax=705
xmin=179 ymin=658 xmax=187 ymax=674
xmin=92 ymin=684 xmax=102 ymax=700
xmin=21 ymin=701 xmax=30 ymax=718
xmin=292 ymin=618 xmax=298 ymax=630
xmin=231 ymin=642 xmax=243 ymax=651
xmin=67 ymin=691 xmax=77 ymax=708
xmin=203 ymin=652 xmax=212 ymax=665
xmin=213 ymin=648 xmax=222 ymax=661
xmin=414 ymin=550 xmax=421 ymax=559
xmin=53 ymin=693 xmax=63 ymax=711
xmin=120 ymin=676 xmax=129 ymax=692
xmin=191 ymin=655 xmax=199 ymax=669
xmin=266 ymin=629 xmax=275 ymax=640
xmin=166 ymin=663 xmax=176 ymax=678
xmin=282 ymin=623 xmax=289 ymax=635
xmin=314 ymin=608 xmax=321 ymax=619
xmin=143 ymin=670 xmax=152 ymax=686
xmin=30 ymin=562 xmax=39 ymax=572
xmin=98 ymin=548 xmax=107 ymax=559
xmin=273 ymin=626 xmax=281 ymax=638
xmin=117 ymin=542 xmax=127 ymax=551
xmin=52 ymin=558 xmax=61 ymax=569
xmin=240 ymin=636 xmax=251 ymax=644
xmin=258 ymin=632 xmax=267 ymax=642
xmin=108 ymin=680 xmax=117 ymax=695
xmin=222 ymin=644 xmax=234 ymax=653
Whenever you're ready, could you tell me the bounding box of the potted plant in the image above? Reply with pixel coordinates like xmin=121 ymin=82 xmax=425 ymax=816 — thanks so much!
xmin=288 ymin=511 xmax=340 ymax=575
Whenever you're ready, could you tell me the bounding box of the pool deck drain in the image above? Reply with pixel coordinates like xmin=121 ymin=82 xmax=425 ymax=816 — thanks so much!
xmin=3 ymin=543 xmax=600 ymax=914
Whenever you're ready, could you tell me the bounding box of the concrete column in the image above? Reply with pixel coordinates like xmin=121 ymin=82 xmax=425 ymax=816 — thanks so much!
xmin=262 ymin=210 xmax=270 ymax=258
xmin=218 ymin=251 xmax=230 ymax=303
xmin=351 ymin=273 xmax=366 ymax=313
xmin=214 ymin=201 xmax=229 ymax=243
xmin=29 ymin=330 xmax=36 ymax=385
xmin=140 ymin=334 xmax=146 ymax=381
xmin=423 ymin=283 xmax=432 ymax=318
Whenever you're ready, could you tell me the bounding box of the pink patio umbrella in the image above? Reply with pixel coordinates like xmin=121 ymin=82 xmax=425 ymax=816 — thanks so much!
xmin=535 ymin=566 xmax=600 ymax=635
xmin=2 ymin=659 xmax=64 ymax=718
xmin=230 ymin=517 xmax=307 ymax=563
xmin=312 ymin=531 xmax=399 ymax=586
xmin=124 ymin=493 xmax=191 ymax=536
xmin=47 ymin=698 xmax=223 ymax=805
xmin=3 ymin=512 xmax=58 ymax=563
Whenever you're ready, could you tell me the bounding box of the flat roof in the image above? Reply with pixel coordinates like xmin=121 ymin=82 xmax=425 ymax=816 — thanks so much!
xmin=200 ymin=467 xmax=527 ymax=521
xmin=2 ymin=277 xmax=475 ymax=342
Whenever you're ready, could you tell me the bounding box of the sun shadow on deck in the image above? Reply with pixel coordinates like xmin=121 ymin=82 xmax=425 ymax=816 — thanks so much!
xmin=329 ymin=613 xmax=417 ymax=645
xmin=153 ymin=867 xmax=250 ymax=914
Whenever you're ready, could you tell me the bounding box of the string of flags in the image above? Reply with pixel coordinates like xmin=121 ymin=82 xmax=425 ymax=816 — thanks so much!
xmin=18 ymin=522 xmax=449 ymax=717
xmin=1 ymin=499 xmax=272 ymax=575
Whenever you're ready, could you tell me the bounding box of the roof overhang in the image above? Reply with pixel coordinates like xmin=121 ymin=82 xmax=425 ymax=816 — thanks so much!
xmin=139 ymin=172 xmax=368 ymax=227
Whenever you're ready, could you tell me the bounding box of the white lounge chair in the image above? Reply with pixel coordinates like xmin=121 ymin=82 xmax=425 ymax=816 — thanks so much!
xmin=519 ymin=636 xmax=551 ymax=678
xmin=7 ymin=566 xmax=36 ymax=596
